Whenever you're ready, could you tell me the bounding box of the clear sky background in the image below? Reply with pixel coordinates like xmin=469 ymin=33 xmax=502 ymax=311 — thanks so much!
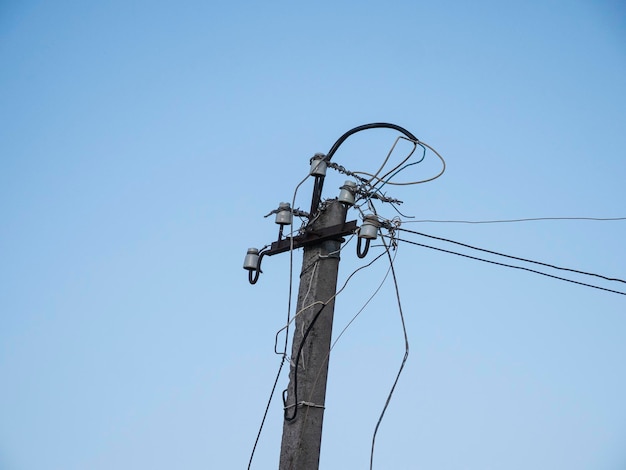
xmin=1 ymin=1 xmax=625 ymax=469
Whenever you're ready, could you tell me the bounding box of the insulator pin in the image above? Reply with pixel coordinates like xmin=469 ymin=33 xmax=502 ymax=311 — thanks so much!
xmin=243 ymin=248 xmax=260 ymax=271
xmin=359 ymin=215 xmax=380 ymax=240
xmin=275 ymin=202 xmax=293 ymax=225
xmin=338 ymin=181 xmax=357 ymax=205
xmin=310 ymin=153 xmax=327 ymax=177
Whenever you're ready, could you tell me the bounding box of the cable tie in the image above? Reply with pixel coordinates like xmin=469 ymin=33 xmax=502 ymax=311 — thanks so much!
xmin=283 ymin=401 xmax=325 ymax=411
xmin=264 ymin=207 xmax=310 ymax=219
xmin=309 ymin=153 xmax=327 ymax=164
xmin=292 ymin=208 xmax=310 ymax=218
xmin=327 ymin=162 xmax=369 ymax=183
xmin=355 ymin=188 xmax=403 ymax=204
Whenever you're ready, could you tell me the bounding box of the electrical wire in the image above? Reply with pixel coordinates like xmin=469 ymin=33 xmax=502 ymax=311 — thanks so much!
xmin=282 ymin=245 xmax=390 ymax=422
xmin=370 ymin=235 xmax=409 ymax=470
xmin=283 ymin=301 xmax=328 ymax=421
xmin=247 ymin=172 xmax=312 ymax=469
xmin=249 ymin=123 xmax=436 ymax=467
xmin=350 ymin=137 xmax=424 ymax=222
xmin=397 ymin=228 xmax=626 ymax=285
xmin=365 ymin=136 xmax=418 ymax=187
xmin=402 ymin=217 xmax=626 ymax=224
xmin=374 ymin=142 xmax=426 ymax=192
xmin=289 ymin=245 xmax=393 ymax=468
xmin=274 ymin=173 xmax=314 ymax=355
xmin=394 ymin=237 xmax=626 ymax=296
xmin=330 ymin=249 xmax=394 ymax=351
xmin=273 ymin=236 xmax=357 ymax=354
xmin=326 ymin=123 xmax=419 ymax=161
xmin=352 ymin=139 xmax=446 ymax=186
xmin=289 ymin=236 xmax=405 ymax=470
xmin=311 ymin=123 xmax=421 ymax=214
xmin=247 ymin=356 xmax=286 ymax=470
xmin=295 ymin=246 xmax=394 ymax=411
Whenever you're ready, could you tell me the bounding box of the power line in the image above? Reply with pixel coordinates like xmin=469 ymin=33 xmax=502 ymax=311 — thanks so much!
xmin=402 ymin=217 xmax=626 ymax=224
xmin=397 ymin=228 xmax=626 ymax=285
xmin=393 ymin=237 xmax=626 ymax=296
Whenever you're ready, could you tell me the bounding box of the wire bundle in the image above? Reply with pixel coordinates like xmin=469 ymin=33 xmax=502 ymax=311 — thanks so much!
xmin=246 ymin=123 xmax=625 ymax=469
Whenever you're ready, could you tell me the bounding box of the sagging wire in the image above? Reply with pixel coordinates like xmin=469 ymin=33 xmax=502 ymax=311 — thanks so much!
xmin=401 ymin=216 xmax=626 ymax=224
xmin=398 ymin=228 xmax=626 ymax=285
xmin=395 ymin=237 xmax=626 ymax=296
xmin=370 ymin=232 xmax=409 ymax=470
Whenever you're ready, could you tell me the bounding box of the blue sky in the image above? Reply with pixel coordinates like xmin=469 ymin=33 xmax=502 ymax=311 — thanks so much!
xmin=1 ymin=1 xmax=625 ymax=469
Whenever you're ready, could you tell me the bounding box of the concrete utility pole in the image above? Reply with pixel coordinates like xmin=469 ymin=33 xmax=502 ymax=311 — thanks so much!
xmin=245 ymin=123 xmax=421 ymax=470
xmin=279 ymin=199 xmax=347 ymax=470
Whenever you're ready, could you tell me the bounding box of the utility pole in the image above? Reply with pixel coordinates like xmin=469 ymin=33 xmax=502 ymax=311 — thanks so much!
xmin=278 ymin=199 xmax=347 ymax=470
xmin=244 ymin=123 xmax=423 ymax=470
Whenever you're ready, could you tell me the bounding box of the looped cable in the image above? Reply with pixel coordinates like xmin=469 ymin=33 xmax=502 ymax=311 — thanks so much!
xmin=247 ymin=250 xmax=268 ymax=285
xmin=357 ymin=236 xmax=371 ymax=258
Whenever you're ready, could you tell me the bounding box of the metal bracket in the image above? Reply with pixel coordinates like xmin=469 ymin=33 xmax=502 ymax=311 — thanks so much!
xmin=265 ymin=220 xmax=358 ymax=257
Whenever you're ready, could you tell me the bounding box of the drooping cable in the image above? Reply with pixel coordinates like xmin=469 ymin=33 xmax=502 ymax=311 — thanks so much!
xmin=370 ymin=234 xmax=409 ymax=470
xmin=395 ymin=237 xmax=626 ymax=296
xmin=398 ymin=228 xmax=626 ymax=284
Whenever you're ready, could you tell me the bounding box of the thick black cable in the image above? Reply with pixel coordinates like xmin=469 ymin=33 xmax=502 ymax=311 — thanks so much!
xmin=326 ymin=123 xmax=418 ymax=162
xmin=311 ymin=123 xmax=418 ymax=215
xmin=394 ymin=237 xmax=626 ymax=296
xmin=398 ymin=228 xmax=626 ymax=285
